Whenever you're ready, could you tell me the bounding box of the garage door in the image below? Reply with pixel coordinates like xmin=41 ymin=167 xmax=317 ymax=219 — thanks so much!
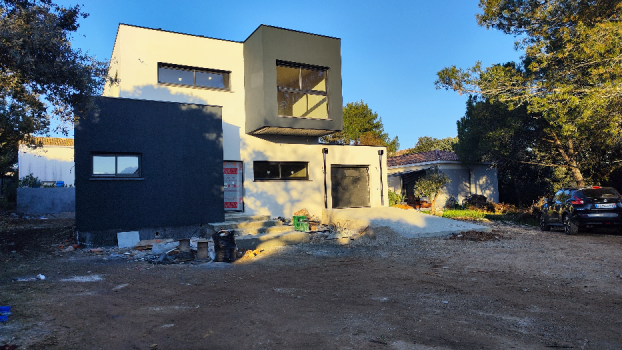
xmin=331 ymin=165 xmax=370 ymax=208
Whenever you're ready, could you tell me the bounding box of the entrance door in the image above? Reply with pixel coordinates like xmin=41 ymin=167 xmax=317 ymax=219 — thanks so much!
xmin=331 ymin=165 xmax=370 ymax=208
xmin=224 ymin=161 xmax=244 ymax=211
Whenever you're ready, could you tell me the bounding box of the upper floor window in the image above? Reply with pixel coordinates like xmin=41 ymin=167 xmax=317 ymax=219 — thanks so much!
xmin=158 ymin=63 xmax=230 ymax=90
xmin=276 ymin=60 xmax=328 ymax=119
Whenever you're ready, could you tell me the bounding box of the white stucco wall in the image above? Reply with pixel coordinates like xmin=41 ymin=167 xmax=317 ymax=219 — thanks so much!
xmin=103 ymin=25 xmax=388 ymax=218
xmin=387 ymin=161 xmax=499 ymax=206
xmin=18 ymin=145 xmax=75 ymax=186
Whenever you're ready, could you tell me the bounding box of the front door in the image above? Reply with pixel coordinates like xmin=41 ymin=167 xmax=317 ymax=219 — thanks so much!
xmin=224 ymin=161 xmax=244 ymax=212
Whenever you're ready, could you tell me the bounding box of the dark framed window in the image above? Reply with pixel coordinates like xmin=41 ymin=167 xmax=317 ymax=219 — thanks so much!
xmin=276 ymin=60 xmax=328 ymax=119
xmin=92 ymin=154 xmax=141 ymax=177
xmin=253 ymin=161 xmax=308 ymax=181
xmin=158 ymin=63 xmax=230 ymax=90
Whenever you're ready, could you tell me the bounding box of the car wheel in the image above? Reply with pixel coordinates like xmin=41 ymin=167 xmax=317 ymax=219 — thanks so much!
xmin=539 ymin=215 xmax=550 ymax=231
xmin=563 ymin=215 xmax=579 ymax=235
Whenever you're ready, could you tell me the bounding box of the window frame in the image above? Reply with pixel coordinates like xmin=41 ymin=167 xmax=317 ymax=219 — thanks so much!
xmin=92 ymin=153 xmax=142 ymax=178
xmin=253 ymin=161 xmax=310 ymax=181
xmin=276 ymin=60 xmax=329 ymax=119
xmin=158 ymin=63 xmax=231 ymax=91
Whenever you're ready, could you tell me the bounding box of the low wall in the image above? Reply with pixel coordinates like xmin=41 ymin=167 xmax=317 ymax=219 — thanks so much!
xmin=17 ymin=187 xmax=75 ymax=215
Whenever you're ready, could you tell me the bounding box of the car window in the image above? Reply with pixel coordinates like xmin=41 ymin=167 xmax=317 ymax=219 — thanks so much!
xmin=582 ymin=188 xmax=620 ymax=198
xmin=554 ymin=190 xmax=571 ymax=203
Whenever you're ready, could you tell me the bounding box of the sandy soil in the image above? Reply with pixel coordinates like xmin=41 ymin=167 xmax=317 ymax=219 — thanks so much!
xmin=1 ymin=212 xmax=622 ymax=350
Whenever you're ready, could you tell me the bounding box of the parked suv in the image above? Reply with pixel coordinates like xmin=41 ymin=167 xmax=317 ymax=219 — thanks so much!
xmin=539 ymin=186 xmax=622 ymax=234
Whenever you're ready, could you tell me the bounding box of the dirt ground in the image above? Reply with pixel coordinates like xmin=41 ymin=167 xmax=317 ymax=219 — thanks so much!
xmin=1 ymin=211 xmax=622 ymax=350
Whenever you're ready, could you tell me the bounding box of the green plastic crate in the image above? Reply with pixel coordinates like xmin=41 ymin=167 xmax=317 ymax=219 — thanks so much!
xmin=293 ymin=216 xmax=309 ymax=232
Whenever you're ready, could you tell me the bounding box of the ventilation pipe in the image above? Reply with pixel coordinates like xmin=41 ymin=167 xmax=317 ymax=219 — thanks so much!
xmin=322 ymin=148 xmax=329 ymax=209
xmin=378 ymin=149 xmax=384 ymax=206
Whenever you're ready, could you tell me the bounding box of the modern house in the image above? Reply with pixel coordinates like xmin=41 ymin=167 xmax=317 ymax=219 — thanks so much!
xmin=387 ymin=150 xmax=499 ymax=207
xmin=75 ymin=24 xmax=388 ymax=245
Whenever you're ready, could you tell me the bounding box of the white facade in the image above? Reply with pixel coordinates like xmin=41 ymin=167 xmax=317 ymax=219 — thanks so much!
xmin=18 ymin=139 xmax=75 ymax=186
xmin=103 ymin=24 xmax=388 ymax=218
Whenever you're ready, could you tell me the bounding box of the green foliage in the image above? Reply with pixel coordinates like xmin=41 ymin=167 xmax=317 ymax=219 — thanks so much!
xmin=18 ymin=174 xmax=40 ymax=188
xmin=413 ymin=166 xmax=451 ymax=214
xmin=0 ymin=0 xmax=109 ymax=177
xmin=321 ymin=100 xmax=400 ymax=156
xmin=1 ymin=175 xmax=17 ymax=203
xmin=442 ymin=209 xmax=486 ymax=219
xmin=404 ymin=136 xmax=458 ymax=154
xmin=388 ymin=190 xmax=405 ymax=207
xmin=436 ymin=0 xmax=622 ymax=186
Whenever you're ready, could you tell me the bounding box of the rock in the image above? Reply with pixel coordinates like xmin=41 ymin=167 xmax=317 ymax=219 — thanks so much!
xmin=294 ymin=208 xmax=311 ymax=218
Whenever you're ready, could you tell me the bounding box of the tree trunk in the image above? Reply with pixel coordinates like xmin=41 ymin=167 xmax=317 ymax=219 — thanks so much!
xmin=513 ymin=176 xmax=523 ymax=207
xmin=430 ymin=192 xmax=441 ymax=215
xmin=551 ymin=132 xmax=586 ymax=187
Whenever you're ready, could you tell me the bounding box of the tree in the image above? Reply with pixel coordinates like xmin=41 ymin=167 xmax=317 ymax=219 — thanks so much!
xmin=456 ymin=96 xmax=563 ymax=206
xmin=0 ymin=0 xmax=109 ymax=179
xmin=413 ymin=165 xmax=451 ymax=215
xmin=404 ymin=136 xmax=458 ymax=154
xmin=321 ymin=100 xmax=400 ymax=156
xmin=435 ymin=0 xmax=622 ymax=186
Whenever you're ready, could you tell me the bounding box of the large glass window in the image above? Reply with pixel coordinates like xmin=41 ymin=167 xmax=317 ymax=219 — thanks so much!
xmin=276 ymin=61 xmax=328 ymax=119
xmin=253 ymin=161 xmax=308 ymax=181
xmin=92 ymin=154 xmax=141 ymax=177
xmin=158 ymin=63 xmax=230 ymax=90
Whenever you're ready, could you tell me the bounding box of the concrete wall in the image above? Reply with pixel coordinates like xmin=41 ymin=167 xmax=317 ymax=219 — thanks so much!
xmin=243 ymin=25 xmax=343 ymax=134
xmin=471 ymin=165 xmax=499 ymax=203
xmin=18 ymin=145 xmax=75 ymax=186
xmin=17 ymin=188 xmax=75 ymax=214
xmin=103 ymin=24 xmax=388 ymax=219
xmin=75 ymin=97 xmax=224 ymax=245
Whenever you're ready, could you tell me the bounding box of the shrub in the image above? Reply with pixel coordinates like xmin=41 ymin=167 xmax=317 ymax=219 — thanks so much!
xmin=388 ymin=190 xmax=405 ymax=207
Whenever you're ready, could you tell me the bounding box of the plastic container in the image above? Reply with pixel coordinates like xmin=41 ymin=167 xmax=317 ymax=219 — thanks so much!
xmin=212 ymin=230 xmax=237 ymax=263
xmin=293 ymin=216 xmax=309 ymax=232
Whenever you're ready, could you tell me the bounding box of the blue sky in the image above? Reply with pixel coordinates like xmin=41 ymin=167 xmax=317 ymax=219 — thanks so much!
xmin=57 ymin=0 xmax=521 ymax=150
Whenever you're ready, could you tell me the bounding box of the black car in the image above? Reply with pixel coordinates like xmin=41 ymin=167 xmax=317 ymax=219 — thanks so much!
xmin=539 ymin=186 xmax=622 ymax=234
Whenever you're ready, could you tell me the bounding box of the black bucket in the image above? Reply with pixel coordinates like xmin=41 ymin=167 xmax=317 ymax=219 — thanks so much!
xmin=212 ymin=229 xmax=237 ymax=262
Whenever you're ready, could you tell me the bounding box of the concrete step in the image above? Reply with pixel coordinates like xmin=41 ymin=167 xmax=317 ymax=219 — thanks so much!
xmin=224 ymin=213 xmax=271 ymax=223
xmin=236 ymin=230 xmax=310 ymax=250
xmin=235 ymin=224 xmax=293 ymax=237
xmin=209 ymin=219 xmax=283 ymax=231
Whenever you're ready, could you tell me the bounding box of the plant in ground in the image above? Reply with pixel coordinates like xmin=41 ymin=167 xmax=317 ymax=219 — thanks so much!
xmin=413 ymin=165 xmax=451 ymax=215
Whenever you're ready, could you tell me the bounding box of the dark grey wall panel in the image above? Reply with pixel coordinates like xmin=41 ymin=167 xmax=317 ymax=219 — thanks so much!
xmin=75 ymin=97 xmax=223 ymax=242
xmin=244 ymin=25 xmax=343 ymax=135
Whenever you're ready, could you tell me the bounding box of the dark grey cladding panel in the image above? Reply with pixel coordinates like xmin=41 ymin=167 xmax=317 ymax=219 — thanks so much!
xmin=244 ymin=25 xmax=343 ymax=135
xmin=75 ymin=97 xmax=224 ymax=235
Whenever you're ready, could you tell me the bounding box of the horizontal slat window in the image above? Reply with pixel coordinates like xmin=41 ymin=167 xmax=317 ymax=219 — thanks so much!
xmin=158 ymin=63 xmax=230 ymax=90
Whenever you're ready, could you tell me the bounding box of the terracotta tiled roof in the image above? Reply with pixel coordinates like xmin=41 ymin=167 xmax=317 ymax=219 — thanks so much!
xmin=394 ymin=149 xmax=412 ymax=156
xmin=27 ymin=137 xmax=74 ymax=147
xmin=388 ymin=150 xmax=459 ymax=167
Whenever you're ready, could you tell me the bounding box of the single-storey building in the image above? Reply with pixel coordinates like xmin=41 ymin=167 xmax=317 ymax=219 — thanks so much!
xmin=75 ymin=24 xmax=389 ymax=245
xmin=387 ymin=150 xmax=499 ymax=208
xmin=18 ymin=137 xmax=75 ymax=187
